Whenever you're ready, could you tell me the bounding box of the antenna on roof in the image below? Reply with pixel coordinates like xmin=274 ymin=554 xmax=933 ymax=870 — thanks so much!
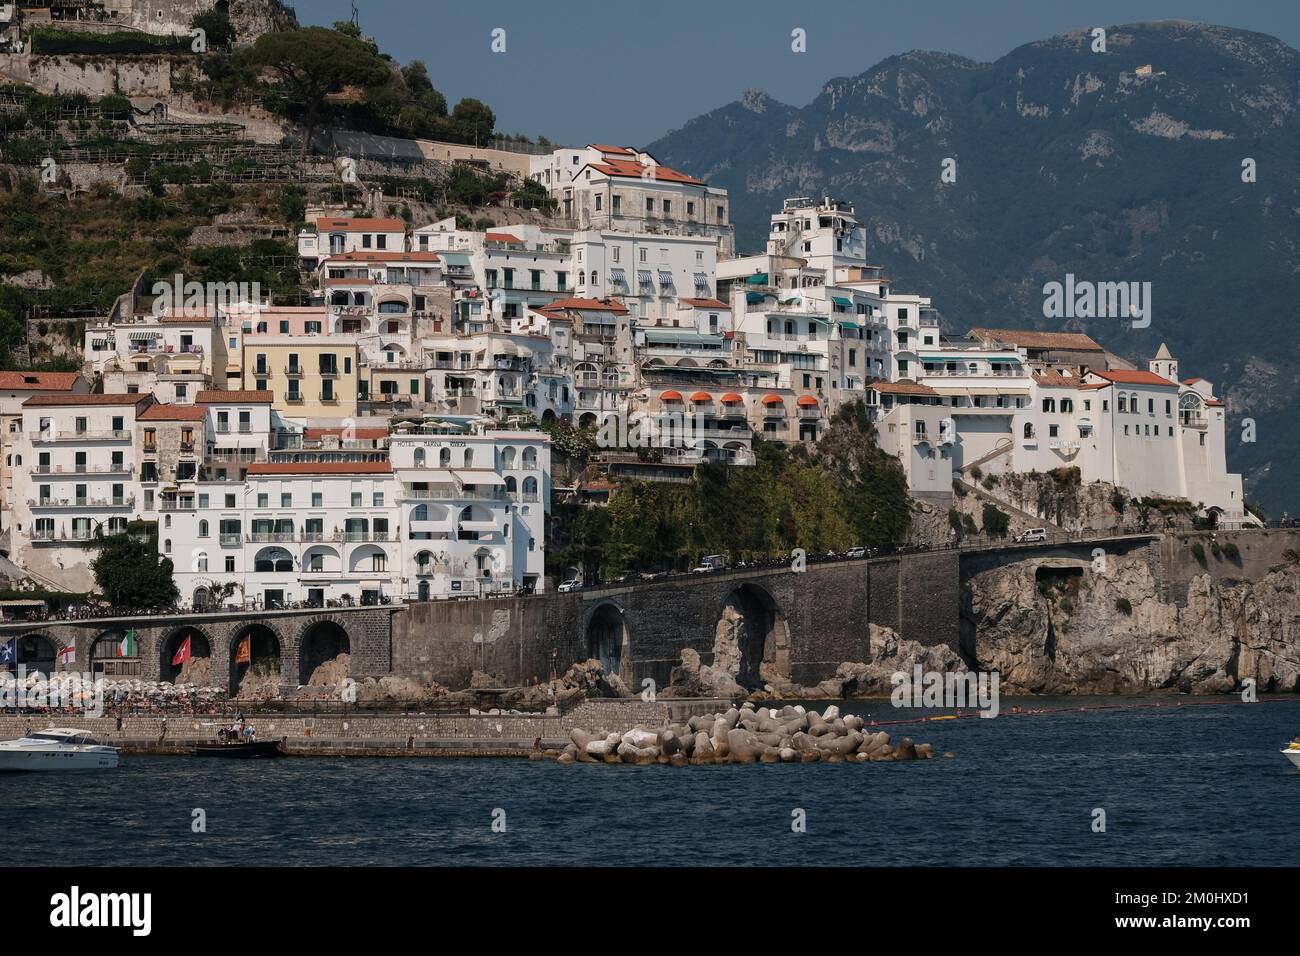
xmin=351 ymin=0 xmax=360 ymax=30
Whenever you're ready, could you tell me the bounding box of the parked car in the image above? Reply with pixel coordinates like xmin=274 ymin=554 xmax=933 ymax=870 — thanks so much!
xmin=846 ymin=546 xmax=867 ymax=558
xmin=557 ymin=579 xmax=582 ymax=593
xmin=690 ymin=564 xmax=715 ymax=574
xmin=613 ymin=570 xmax=641 ymax=584
xmin=697 ymin=554 xmax=729 ymax=572
xmin=1016 ymin=528 xmax=1048 ymax=543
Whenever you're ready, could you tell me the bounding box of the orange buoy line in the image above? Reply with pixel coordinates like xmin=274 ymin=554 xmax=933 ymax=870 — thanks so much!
xmin=861 ymin=695 xmax=1297 ymax=728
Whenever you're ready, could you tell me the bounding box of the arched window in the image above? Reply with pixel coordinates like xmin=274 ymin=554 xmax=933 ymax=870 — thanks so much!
xmin=414 ymin=447 xmax=425 ymax=467
xmin=1118 ymin=394 xmax=1127 ymax=413
xmin=501 ymin=446 xmax=516 ymax=469
xmin=411 ymin=504 xmax=428 ymax=521
xmin=439 ymin=448 xmax=451 ymax=466
xmin=164 ymin=538 xmax=172 ymax=553
xmin=523 ymin=476 xmax=538 ymax=497
xmin=1130 ymin=392 xmax=1139 ymax=412
xmin=505 ymin=476 xmax=517 ymax=493
xmin=521 ymin=447 xmax=537 ymax=470
xmin=198 ymin=519 xmax=209 ymax=538
xmin=196 ymin=553 xmax=208 ymax=573
xmin=464 ymin=448 xmax=474 ymax=468
xmin=1024 ymin=423 xmax=1035 ymax=439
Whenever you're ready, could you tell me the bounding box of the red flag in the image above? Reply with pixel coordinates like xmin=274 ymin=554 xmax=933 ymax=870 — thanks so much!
xmin=171 ymin=635 xmax=192 ymax=667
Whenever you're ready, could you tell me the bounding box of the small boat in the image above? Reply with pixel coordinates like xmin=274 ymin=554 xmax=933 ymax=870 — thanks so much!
xmin=193 ymin=739 xmax=283 ymax=759
xmin=0 ymin=728 xmax=119 ymax=771
xmin=1282 ymin=743 xmax=1300 ymax=769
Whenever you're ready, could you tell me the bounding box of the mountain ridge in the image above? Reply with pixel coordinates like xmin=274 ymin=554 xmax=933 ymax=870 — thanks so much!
xmin=647 ymin=20 xmax=1300 ymax=514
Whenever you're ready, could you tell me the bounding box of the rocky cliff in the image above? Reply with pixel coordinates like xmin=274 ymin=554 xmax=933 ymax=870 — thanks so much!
xmin=964 ymin=551 xmax=1300 ymax=694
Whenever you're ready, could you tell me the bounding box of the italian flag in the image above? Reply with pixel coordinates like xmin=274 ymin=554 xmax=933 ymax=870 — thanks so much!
xmin=116 ymin=630 xmax=137 ymax=658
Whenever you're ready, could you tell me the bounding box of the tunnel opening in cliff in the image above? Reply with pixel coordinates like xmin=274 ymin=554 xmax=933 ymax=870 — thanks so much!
xmin=718 ymin=584 xmax=787 ymax=690
xmin=586 ymin=602 xmax=630 ymax=683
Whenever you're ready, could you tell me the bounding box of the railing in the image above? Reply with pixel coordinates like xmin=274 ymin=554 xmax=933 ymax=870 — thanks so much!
xmin=31 ymin=463 xmax=130 ymax=475
xmin=219 ymin=533 xmax=242 ymax=546
xmin=31 ymin=430 xmax=131 ymax=442
xmin=31 ymin=496 xmax=134 ymax=508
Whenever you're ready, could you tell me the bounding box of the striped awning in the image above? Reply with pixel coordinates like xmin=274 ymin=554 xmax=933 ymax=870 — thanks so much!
xmin=128 ymin=330 xmax=155 ymax=340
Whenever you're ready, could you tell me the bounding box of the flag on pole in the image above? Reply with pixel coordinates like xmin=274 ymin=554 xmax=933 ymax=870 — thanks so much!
xmin=171 ymin=635 xmax=192 ymax=667
xmin=116 ymin=629 xmax=137 ymax=658
xmin=57 ymin=645 xmax=76 ymax=666
xmin=0 ymin=638 xmax=15 ymax=666
xmin=235 ymin=635 xmax=251 ymax=665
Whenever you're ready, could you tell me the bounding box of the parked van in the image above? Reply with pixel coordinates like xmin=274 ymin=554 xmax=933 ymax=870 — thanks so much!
xmin=1016 ymin=528 xmax=1047 ymax=543
xmin=694 ymin=554 xmax=729 ymax=572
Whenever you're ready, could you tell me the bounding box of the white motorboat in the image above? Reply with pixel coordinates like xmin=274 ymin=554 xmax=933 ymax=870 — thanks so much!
xmin=0 ymin=728 xmax=119 ymax=771
xmin=1282 ymin=743 xmax=1300 ymax=770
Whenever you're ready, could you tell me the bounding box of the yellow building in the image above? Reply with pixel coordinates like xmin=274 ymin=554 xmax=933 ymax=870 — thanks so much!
xmin=240 ymin=337 xmax=360 ymax=420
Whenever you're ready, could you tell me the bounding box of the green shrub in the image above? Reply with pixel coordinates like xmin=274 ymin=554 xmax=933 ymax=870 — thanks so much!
xmin=970 ymin=465 xmax=983 ymax=481
xmin=981 ymin=504 xmax=1010 ymax=538
xmin=1115 ymin=597 xmax=1132 ymax=615
xmin=1191 ymin=542 xmax=1206 ymax=564
xmin=1222 ymin=542 xmax=1241 ymax=562
xmin=1059 ymin=596 xmax=1074 ymax=612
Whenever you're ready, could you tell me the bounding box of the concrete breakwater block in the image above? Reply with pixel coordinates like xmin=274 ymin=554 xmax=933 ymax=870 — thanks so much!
xmin=549 ymin=705 xmax=938 ymax=767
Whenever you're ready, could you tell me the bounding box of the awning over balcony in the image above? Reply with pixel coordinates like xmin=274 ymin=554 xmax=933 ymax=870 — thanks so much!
xmin=439 ymin=252 xmax=471 ymax=266
xmin=832 ymin=296 xmax=853 ymax=308
xmin=644 ymin=331 xmax=724 ymax=346
xmin=797 ymin=395 xmax=819 ymax=407
xmin=452 ymin=469 xmax=505 ymax=486
xmin=761 ymin=394 xmax=785 ymax=405
xmin=720 ymin=392 xmax=744 ymax=403
xmin=745 ymin=273 xmax=769 ymax=285
xmin=659 ymin=390 xmax=683 ymax=401
xmin=457 ymin=520 xmax=500 ymax=533
xmin=128 ymin=331 xmax=155 ymax=340
xmin=689 ymin=391 xmax=712 ymax=402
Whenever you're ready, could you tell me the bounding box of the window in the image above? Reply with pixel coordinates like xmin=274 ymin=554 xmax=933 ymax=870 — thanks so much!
xmin=198 ymin=494 xmax=209 ymax=509
xmin=372 ymin=553 xmax=387 ymax=572
xmin=198 ymin=520 xmax=209 ymax=538
xmin=225 ymin=556 xmax=235 ymax=573
xmin=351 ymin=492 xmax=362 ymax=507
xmin=257 ymin=494 xmax=268 ymax=508
xmin=1049 ymin=425 xmax=1059 ymax=438
xmin=225 ymin=494 xmax=236 ymax=508
xmin=1024 ymin=423 xmax=1035 ymax=439
xmin=312 ymin=492 xmax=322 ymax=507
xmin=373 ymin=492 xmax=384 ymax=507
xmin=281 ymin=493 xmax=292 ymax=508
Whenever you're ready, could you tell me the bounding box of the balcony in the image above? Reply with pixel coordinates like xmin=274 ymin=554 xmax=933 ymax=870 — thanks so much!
xmin=31 ymin=430 xmax=131 ymax=443
xmin=219 ymin=533 xmax=242 ymax=546
xmin=319 ymin=393 xmax=340 ymax=404
xmin=32 ymin=463 xmax=130 ymax=476
xmin=31 ymin=495 xmax=134 ymax=509
xmin=285 ymin=366 xmax=304 ymax=377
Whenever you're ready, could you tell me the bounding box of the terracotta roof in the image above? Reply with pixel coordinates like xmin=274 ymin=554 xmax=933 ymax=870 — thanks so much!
xmin=1206 ymin=399 xmax=1225 ymax=407
xmin=542 ymin=297 xmax=629 ymax=314
xmin=1031 ymin=370 xmax=1082 ymax=388
xmin=327 ymin=251 xmax=441 ymax=264
xmin=316 ymin=217 xmax=405 ymax=233
xmin=22 ymin=393 xmax=148 ymax=407
xmin=1182 ymin=377 xmax=1204 ymax=385
xmin=196 ymin=390 xmax=273 ymax=404
xmin=588 ymin=144 xmax=635 ymax=155
xmin=1079 ymin=382 xmax=1111 ymax=391
xmin=0 ymin=371 xmax=82 ymax=392
xmin=680 ymin=298 xmax=729 ymax=309
xmin=1091 ymin=369 xmax=1178 ymax=388
xmin=870 ymin=379 xmax=940 ymax=397
xmin=138 ymin=403 xmax=207 ymax=421
xmin=304 ymin=426 xmax=389 ymax=440
xmin=247 ymin=462 xmax=392 ymax=476
xmin=968 ymin=328 xmax=1104 ymax=352
xmin=485 ymin=232 xmax=523 ymax=244
xmin=588 ymin=159 xmax=704 ymax=186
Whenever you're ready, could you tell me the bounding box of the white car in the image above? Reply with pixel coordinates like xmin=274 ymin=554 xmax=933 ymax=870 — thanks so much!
xmin=846 ymin=546 xmax=867 ymax=558
xmin=1016 ymin=528 xmax=1048 ymax=543
xmin=557 ymin=579 xmax=582 ymax=592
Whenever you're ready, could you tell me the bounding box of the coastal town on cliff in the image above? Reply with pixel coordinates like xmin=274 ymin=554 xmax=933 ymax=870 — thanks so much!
xmin=0 ymin=0 xmax=1296 ymax=919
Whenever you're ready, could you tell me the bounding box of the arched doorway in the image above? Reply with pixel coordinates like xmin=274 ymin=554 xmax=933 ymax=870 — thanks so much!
xmin=10 ymin=634 xmax=57 ymax=674
xmin=299 ymin=621 xmax=350 ymax=685
xmin=716 ymin=584 xmax=788 ymax=689
xmin=229 ymin=624 xmax=282 ymax=697
xmin=91 ymin=629 xmax=140 ymax=677
xmin=160 ymin=628 xmax=211 ymax=684
xmin=586 ymin=602 xmax=630 ymax=681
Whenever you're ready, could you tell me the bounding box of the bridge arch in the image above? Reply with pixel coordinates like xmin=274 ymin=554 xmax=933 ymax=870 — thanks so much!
xmin=584 ymin=600 xmax=631 ymax=682
xmin=715 ymin=582 xmax=789 ymax=690
xmin=159 ymin=626 xmax=212 ymax=683
xmin=9 ymin=633 xmax=59 ymax=673
xmin=298 ymin=618 xmax=351 ymax=686
xmin=229 ymin=622 xmax=285 ymax=697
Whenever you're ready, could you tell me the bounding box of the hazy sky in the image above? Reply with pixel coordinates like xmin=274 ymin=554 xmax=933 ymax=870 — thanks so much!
xmin=293 ymin=0 xmax=1300 ymax=146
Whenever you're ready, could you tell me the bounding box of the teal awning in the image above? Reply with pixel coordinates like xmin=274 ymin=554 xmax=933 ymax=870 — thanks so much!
xmin=838 ymin=320 xmax=860 ymax=330
xmin=438 ymin=252 xmax=471 ymax=266
xmin=746 ymin=291 xmax=764 ymax=304
xmin=780 ymin=297 xmax=801 ymax=305
xmin=832 ymin=296 xmax=853 ymax=308
xmin=745 ymin=273 xmax=769 ymax=285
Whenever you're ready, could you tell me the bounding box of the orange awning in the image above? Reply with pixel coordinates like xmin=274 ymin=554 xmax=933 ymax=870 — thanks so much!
xmin=720 ymin=393 xmax=743 ymax=403
xmin=762 ymin=394 xmax=785 ymax=405
xmin=797 ymin=395 xmax=819 ymax=407
xmin=689 ymin=391 xmax=712 ymax=403
xmin=659 ymin=390 xmax=683 ymax=401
